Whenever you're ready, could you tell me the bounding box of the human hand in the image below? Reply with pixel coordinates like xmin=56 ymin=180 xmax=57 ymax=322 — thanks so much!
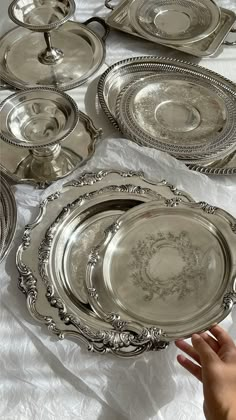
xmin=175 ymin=325 xmax=236 ymax=420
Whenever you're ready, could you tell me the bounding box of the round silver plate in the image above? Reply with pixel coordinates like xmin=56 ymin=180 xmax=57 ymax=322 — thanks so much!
xmin=0 ymin=110 xmax=101 ymax=188
xmin=98 ymin=56 xmax=236 ymax=174
xmin=86 ymin=200 xmax=236 ymax=340
xmin=0 ymin=21 xmax=105 ymax=90
xmin=44 ymin=186 xmax=176 ymax=308
xmin=17 ymin=170 xmax=193 ymax=356
xmin=129 ymin=0 xmax=221 ymax=45
xmin=0 ymin=173 xmax=17 ymax=263
xmin=115 ymin=73 xmax=236 ymax=161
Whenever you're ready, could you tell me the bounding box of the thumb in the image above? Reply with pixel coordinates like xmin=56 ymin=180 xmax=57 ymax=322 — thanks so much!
xmin=191 ymin=334 xmax=219 ymax=366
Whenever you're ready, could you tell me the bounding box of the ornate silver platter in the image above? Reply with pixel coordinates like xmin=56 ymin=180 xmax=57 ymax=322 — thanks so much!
xmin=0 ymin=173 xmax=17 ymax=262
xmin=128 ymin=0 xmax=221 ymax=45
xmin=0 ymin=109 xmax=101 ymax=188
xmin=106 ymin=0 xmax=236 ymax=57
xmin=0 ymin=19 xmax=107 ymax=90
xmin=86 ymin=200 xmax=236 ymax=340
xmin=115 ymin=73 xmax=236 ymax=161
xmin=17 ymin=170 xmax=193 ymax=357
xmin=98 ymin=56 xmax=236 ymax=174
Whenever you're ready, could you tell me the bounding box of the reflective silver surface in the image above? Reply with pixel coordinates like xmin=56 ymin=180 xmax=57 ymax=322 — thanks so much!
xmin=115 ymin=73 xmax=236 ymax=161
xmin=106 ymin=0 xmax=236 ymax=57
xmin=86 ymin=200 xmax=236 ymax=340
xmin=0 ymin=173 xmax=17 ymax=263
xmin=0 ymin=110 xmax=101 ymax=187
xmin=98 ymin=56 xmax=236 ymax=174
xmin=17 ymin=170 xmax=193 ymax=356
xmin=0 ymin=22 xmax=105 ymax=90
xmin=0 ymin=88 xmax=79 ymax=148
xmin=129 ymin=0 xmax=221 ymax=45
xmin=8 ymin=0 xmax=75 ymax=31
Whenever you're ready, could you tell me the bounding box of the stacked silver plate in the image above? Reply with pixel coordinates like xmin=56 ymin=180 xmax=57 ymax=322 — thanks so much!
xmin=17 ymin=170 xmax=236 ymax=357
xmin=98 ymin=56 xmax=236 ymax=175
xmin=0 ymin=173 xmax=17 ymax=263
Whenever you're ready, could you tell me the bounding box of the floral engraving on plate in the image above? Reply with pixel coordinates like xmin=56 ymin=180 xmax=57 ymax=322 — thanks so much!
xmin=129 ymin=231 xmax=208 ymax=301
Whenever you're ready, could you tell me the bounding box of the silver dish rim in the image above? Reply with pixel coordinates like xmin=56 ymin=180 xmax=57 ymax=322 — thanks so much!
xmin=8 ymin=0 xmax=76 ymax=32
xmin=0 ymin=173 xmax=17 ymax=263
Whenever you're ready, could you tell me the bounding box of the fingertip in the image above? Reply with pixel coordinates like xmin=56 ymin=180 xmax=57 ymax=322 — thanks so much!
xmin=177 ymin=354 xmax=186 ymax=364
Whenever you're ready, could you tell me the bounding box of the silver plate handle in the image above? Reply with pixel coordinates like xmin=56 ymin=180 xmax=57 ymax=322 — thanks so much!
xmin=83 ymin=17 xmax=110 ymax=42
xmin=223 ymin=27 xmax=236 ymax=46
xmin=105 ymin=0 xmax=114 ymax=10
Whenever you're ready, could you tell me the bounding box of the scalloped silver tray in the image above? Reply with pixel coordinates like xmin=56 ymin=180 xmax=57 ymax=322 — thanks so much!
xmin=17 ymin=170 xmax=193 ymax=357
xmin=98 ymin=56 xmax=236 ymax=175
xmin=0 ymin=173 xmax=17 ymax=262
xmin=115 ymin=73 xmax=236 ymax=161
xmin=86 ymin=200 xmax=236 ymax=340
xmin=106 ymin=0 xmax=236 ymax=57
xmin=128 ymin=0 xmax=221 ymax=45
xmin=0 ymin=110 xmax=101 ymax=188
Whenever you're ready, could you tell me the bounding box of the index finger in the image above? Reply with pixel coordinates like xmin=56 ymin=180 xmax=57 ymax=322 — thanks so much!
xmin=210 ymin=325 xmax=235 ymax=347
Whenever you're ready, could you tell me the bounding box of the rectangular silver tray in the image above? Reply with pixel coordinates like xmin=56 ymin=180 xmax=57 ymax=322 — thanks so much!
xmin=106 ymin=0 xmax=236 ymax=57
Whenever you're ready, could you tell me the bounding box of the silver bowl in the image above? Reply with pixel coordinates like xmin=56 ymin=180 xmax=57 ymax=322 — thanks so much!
xmin=8 ymin=0 xmax=75 ymax=32
xmin=0 ymin=88 xmax=79 ymax=149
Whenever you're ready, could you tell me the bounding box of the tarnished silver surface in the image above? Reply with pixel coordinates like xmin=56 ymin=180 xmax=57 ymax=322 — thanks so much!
xmin=0 ymin=110 xmax=101 ymax=187
xmin=17 ymin=170 xmax=193 ymax=356
xmin=129 ymin=0 xmax=220 ymax=45
xmin=106 ymin=0 xmax=236 ymax=56
xmin=0 ymin=21 xmax=105 ymax=90
xmin=0 ymin=88 xmax=79 ymax=148
xmin=86 ymin=200 xmax=236 ymax=340
xmin=8 ymin=0 xmax=75 ymax=32
xmin=98 ymin=56 xmax=236 ymax=174
xmin=0 ymin=173 xmax=17 ymax=263
xmin=115 ymin=73 xmax=236 ymax=161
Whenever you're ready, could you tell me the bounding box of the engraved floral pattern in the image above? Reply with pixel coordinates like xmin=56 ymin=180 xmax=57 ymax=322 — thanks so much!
xmin=129 ymin=231 xmax=208 ymax=300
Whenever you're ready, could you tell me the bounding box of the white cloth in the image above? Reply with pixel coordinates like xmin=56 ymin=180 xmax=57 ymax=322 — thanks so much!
xmin=0 ymin=1 xmax=236 ymax=419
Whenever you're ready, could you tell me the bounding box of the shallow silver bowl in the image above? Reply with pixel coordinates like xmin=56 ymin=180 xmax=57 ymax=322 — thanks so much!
xmin=8 ymin=0 xmax=75 ymax=32
xmin=0 ymin=88 xmax=79 ymax=149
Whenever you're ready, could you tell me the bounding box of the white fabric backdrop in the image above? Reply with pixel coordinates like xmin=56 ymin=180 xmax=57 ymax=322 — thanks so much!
xmin=0 ymin=1 xmax=236 ymax=419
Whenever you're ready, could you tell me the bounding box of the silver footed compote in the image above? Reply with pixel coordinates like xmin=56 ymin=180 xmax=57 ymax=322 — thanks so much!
xmin=0 ymin=88 xmax=79 ymax=183
xmin=8 ymin=0 xmax=75 ymax=65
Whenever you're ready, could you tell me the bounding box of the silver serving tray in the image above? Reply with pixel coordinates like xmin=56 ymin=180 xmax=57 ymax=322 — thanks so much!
xmin=115 ymin=73 xmax=236 ymax=161
xmin=106 ymin=0 xmax=236 ymax=57
xmin=97 ymin=56 xmax=236 ymax=175
xmin=128 ymin=0 xmax=221 ymax=45
xmin=86 ymin=200 xmax=236 ymax=340
xmin=17 ymin=170 xmax=193 ymax=357
xmin=0 ymin=19 xmax=108 ymax=91
xmin=0 ymin=173 xmax=17 ymax=262
xmin=0 ymin=110 xmax=102 ymax=188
